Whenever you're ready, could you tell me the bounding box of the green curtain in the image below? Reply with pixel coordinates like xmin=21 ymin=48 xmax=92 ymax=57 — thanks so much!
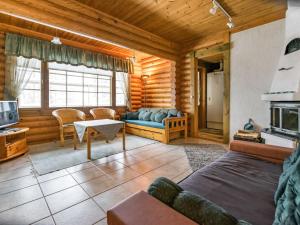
xmin=5 ymin=33 xmax=133 ymax=73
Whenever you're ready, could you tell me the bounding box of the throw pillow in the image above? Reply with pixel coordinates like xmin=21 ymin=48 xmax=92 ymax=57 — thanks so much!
xmin=154 ymin=112 xmax=167 ymax=123
xmin=177 ymin=111 xmax=184 ymax=117
xmin=167 ymin=109 xmax=178 ymax=117
xmin=150 ymin=111 xmax=157 ymax=122
xmin=138 ymin=110 xmax=146 ymax=120
xmin=126 ymin=111 xmax=139 ymax=120
xmin=173 ymin=191 xmax=239 ymax=225
xmin=148 ymin=177 xmax=183 ymax=206
xmin=143 ymin=112 xmax=152 ymax=121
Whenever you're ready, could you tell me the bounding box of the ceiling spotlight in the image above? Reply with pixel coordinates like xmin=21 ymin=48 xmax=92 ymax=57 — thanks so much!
xmin=51 ymin=36 xmax=62 ymax=45
xmin=227 ymin=18 xmax=235 ymax=29
xmin=209 ymin=1 xmax=218 ymax=15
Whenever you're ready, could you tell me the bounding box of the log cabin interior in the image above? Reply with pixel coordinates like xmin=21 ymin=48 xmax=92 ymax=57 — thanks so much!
xmin=0 ymin=0 xmax=300 ymax=225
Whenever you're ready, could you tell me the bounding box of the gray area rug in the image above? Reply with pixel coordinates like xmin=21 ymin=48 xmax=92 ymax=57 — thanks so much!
xmin=29 ymin=135 xmax=157 ymax=175
xmin=184 ymin=144 xmax=227 ymax=171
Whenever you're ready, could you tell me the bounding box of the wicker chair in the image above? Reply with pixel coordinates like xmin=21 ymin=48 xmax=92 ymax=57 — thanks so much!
xmin=52 ymin=108 xmax=86 ymax=147
xmin=90 ymin=108 xmax=116 ymax=120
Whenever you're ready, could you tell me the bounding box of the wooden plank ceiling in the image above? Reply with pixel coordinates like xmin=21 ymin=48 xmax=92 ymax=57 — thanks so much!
xmin=76 ymin=0 xmax=287 ymax=43
xmin=0 ymin=14 xmax=134 ymax=58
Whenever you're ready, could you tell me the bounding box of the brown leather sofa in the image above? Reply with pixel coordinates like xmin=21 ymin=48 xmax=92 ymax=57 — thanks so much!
xmin=107 ymin=141 xmax=293 ymax=225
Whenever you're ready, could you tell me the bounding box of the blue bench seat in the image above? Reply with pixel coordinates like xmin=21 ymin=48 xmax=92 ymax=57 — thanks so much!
xmin=125 ymin=120 xmax=165 ymax=129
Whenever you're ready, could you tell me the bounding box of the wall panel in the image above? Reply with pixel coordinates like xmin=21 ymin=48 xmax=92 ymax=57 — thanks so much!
xmin=140 ymin=56 xmax=176 ymax=108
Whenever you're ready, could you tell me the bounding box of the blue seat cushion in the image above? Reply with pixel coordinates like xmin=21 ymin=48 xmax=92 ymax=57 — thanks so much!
xmin=125 ymin=120 xmax=164 ymax=129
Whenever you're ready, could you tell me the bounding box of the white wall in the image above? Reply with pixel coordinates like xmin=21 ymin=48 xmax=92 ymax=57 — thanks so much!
xmin=230 ymin=19 xmax=285 ymax=138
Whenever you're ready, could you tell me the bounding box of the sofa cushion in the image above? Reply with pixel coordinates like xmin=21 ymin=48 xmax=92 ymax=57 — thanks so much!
xmin=126 ymin=111 xmax=139 ymax=120
xmin=173 ymin=191 xmax=239 ymax=225
xmin=125 ymin=120 xmax=164 ymax=129
xmin=179 ymin=152 xmax=282 ymax=225
xmin=143 ymin=112 xmax=152 ymax=121
xmin=154 ymin=112 xmax=167 ymax=123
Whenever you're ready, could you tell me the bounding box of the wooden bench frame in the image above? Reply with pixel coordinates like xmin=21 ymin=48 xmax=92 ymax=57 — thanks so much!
xmin=125 ymin=113 xmax=188 ymax=144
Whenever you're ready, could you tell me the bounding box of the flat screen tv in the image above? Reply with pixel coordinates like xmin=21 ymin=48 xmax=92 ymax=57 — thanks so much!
xmin=0 ymin=101 xmax=19 ymax=129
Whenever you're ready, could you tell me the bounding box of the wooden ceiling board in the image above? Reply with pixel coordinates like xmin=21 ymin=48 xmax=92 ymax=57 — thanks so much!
xmin=0 ymin=0 xmax=179 ymax=60
xmin=76 ymin=0 xmax=287 ymax=43
xmin=0 ymin=14 xmax=134 ymax=58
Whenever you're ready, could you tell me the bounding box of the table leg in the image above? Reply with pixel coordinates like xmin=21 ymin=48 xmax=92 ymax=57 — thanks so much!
xmin=73 ymin=128 xmax=77 ymax=150
xmin=87 ymin=127 xmax=91 ymax=160
xmin=122 ymin=123 xmax=126 ymax=151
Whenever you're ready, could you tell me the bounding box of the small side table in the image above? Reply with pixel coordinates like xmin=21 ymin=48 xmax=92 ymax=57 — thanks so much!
xmin=0 ymin=128 xmax=29 ymax=162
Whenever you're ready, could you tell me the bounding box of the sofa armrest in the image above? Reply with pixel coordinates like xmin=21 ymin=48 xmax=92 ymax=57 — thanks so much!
xmin=230 ymin=140 xmax=293 ymax=164
xmin=107 ymin=191 xmax=197 ymax=225
xmin=164 ymin=113 xmax=188 ymax=130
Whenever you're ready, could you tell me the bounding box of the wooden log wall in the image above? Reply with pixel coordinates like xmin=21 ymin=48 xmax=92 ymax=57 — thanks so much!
xmin=0 ymin=32 xmax=4 ymax=100
xmin=130 ymin=63 xmax=142 ymax=111
xmin=141 ymin=56 xmax=176 ymax=108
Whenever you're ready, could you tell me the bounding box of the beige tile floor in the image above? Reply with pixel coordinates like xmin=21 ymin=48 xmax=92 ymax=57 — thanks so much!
xmin=0 ymin=137 xmax=224 ymax=225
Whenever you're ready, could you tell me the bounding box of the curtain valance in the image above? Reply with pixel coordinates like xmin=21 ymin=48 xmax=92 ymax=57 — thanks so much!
xmin=5 ymin=33 xmax=133 ymax=73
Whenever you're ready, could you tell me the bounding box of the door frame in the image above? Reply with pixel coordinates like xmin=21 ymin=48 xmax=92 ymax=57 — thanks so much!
xmin=190 ymin=42 xmax=230 ymax=143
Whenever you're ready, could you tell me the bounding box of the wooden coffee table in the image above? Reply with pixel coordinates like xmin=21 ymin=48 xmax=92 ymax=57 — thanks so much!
xmin=74 ymin=119 xmax=125 ymax=160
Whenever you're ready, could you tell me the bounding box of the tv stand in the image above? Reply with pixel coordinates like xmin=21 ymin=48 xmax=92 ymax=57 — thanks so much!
xmin=0 ymin=127 xmax=29 ymax=162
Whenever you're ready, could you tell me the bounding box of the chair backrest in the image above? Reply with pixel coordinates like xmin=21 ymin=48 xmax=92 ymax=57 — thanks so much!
xmin=52 ymin=108 xmax=86 ymax=126
xmin=90 ymin=108 xmax=115 ymax=120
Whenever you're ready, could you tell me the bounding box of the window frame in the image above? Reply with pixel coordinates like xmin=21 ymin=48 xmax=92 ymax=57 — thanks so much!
xmin=19 ymin=61 xmax=128 ymax=113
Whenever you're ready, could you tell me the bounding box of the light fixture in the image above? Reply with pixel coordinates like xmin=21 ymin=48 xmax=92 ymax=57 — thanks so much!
xmin=209 ymin=0 xmax=235 ymax=29
xmin=51 ymin=29 xmax=62 ymax=45
xmin=227 ymin=18 xmax=235 ymax=29
xmin=141 ymin=74 xmax=150 ymax=80
xmin=209 ymin=1 xmax=218 ymax=15
xmin=51 ymin=36 xmax=62 ymax=45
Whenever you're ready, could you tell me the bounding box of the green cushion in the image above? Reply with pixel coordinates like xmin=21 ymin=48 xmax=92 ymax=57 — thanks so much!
xmin=148 ymin=177 xmax=183 ymax=206
xmin=154 ymin=112 xmax=167 ymax=123
xmin=142 ymin=111 xmax=152 ymax=121
xmin=125 ymin=120 xmax=164 ymax=129
xmin=173 ymin=191 xmax=239 ymax=225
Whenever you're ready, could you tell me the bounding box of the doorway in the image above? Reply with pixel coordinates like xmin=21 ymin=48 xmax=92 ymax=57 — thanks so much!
xmin=190 ymin=43 xmax=230 ymax=143
xmin=198 ymin=58 xmax=224 ymax=142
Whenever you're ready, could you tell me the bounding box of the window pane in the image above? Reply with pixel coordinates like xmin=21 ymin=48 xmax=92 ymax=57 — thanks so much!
xmin=98 ymin=93 xmax=111 ymax=106
xmin=49 ymin=91 xmax=66 ymax=107
xmin=67 ymin=92 xmax=83 ymax=107
xmin=84 ymin=92 xmax=97 ymax=107
xmin=48 ymin=62 xmax=113 ymax=108
xmin=49 ymin=73 xmax=66 ymax=91
xmin=18 ymin=57 xmax=41 ymax=108
xmin=84 ymin=75 xmax=97 ymax=92
xmin=67 ymin=73 xmax=83 ymax=92
xmin=19 ymin=90 xmax=41 ymax=108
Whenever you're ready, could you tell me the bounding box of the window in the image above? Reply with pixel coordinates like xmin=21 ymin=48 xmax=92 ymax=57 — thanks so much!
xmin=116 ymin=72 xmax=127 ymax=106
xmin=18 ymin=57 xmax=42 ymax=108
xmin=48 ymin=62 xmax=112 ymax=107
